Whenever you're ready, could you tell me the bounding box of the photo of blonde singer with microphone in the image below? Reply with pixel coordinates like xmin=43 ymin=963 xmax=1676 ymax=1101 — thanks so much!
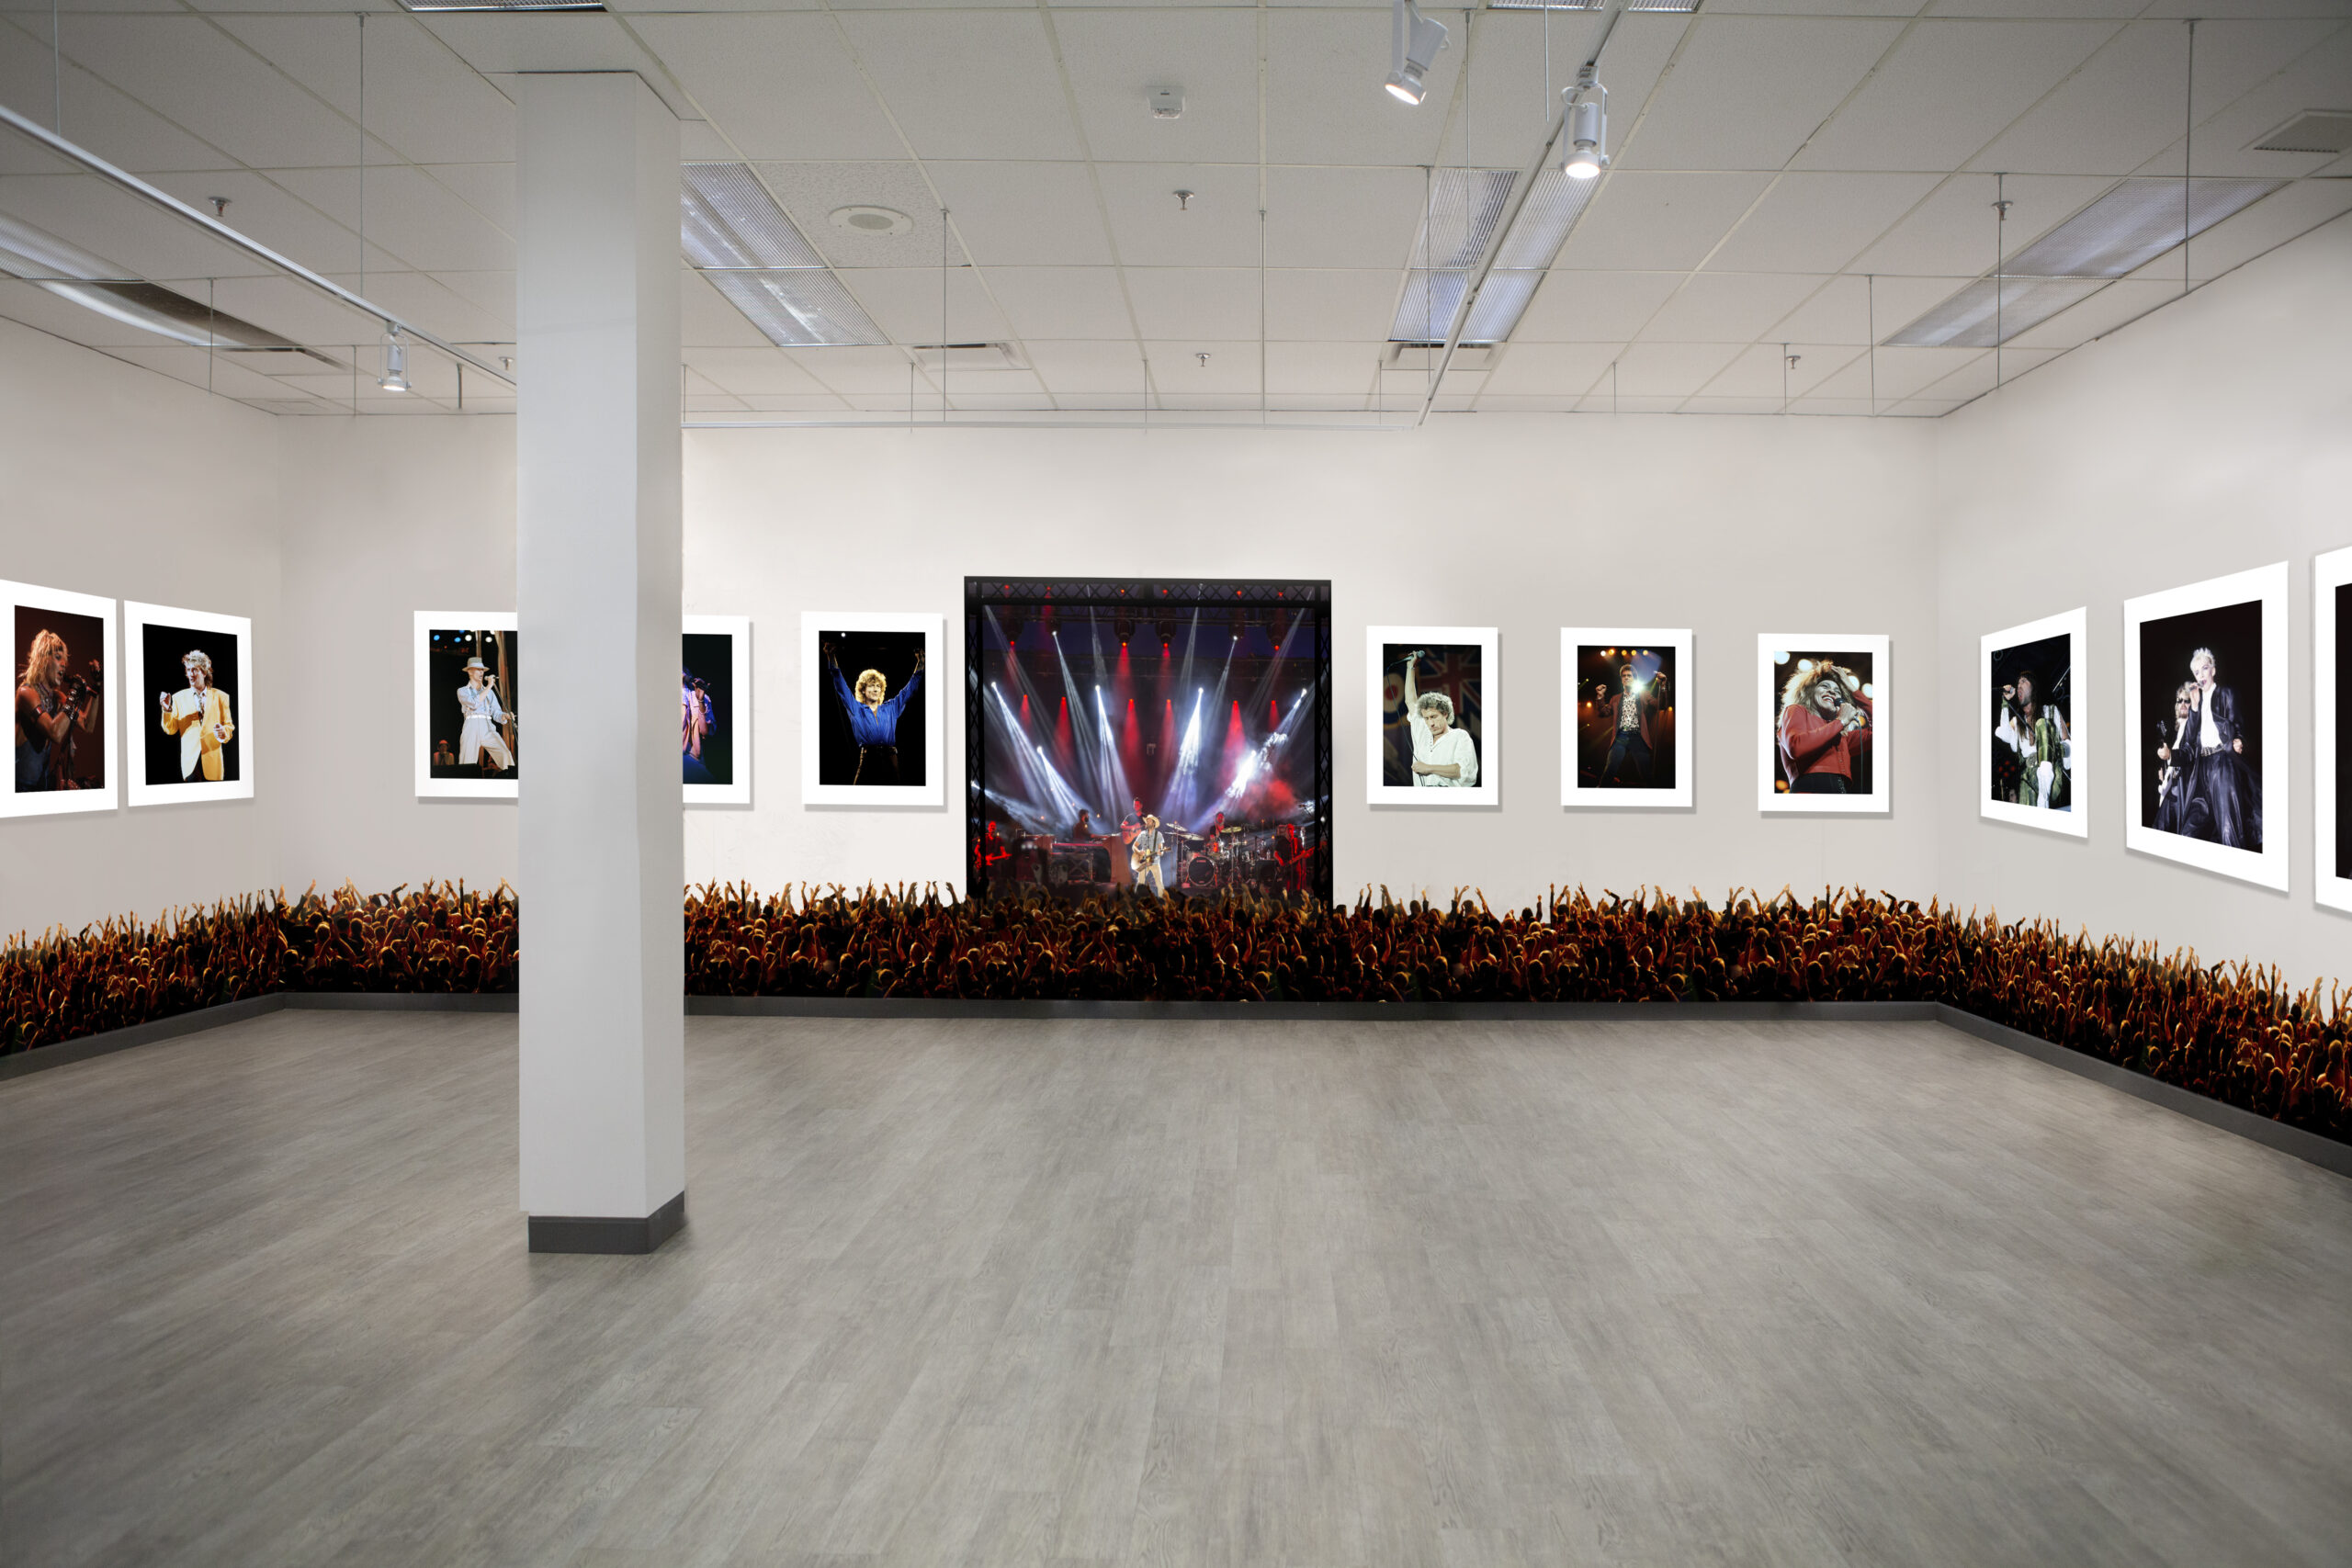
xmin=1366 ymin=626 xmax=1497 ymax=807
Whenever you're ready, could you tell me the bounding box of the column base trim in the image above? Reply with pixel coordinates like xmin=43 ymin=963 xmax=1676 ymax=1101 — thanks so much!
xmin=527 ymin=1190 xmax=685 ymax=1255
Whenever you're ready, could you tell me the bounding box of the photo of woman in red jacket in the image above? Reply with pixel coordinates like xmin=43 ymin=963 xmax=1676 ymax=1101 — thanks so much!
xmin=1773 ymin=653 xmax=1875 ymax=798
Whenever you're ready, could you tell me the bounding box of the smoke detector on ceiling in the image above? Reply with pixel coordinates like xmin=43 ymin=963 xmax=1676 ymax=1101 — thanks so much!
xmin=2250 ymin=110 xmax=2352 ymax=154
xmin=830 ymin=205 xmax=913 ymax=237
xmin=1149 ymin=87 xmax=1184 ymax=121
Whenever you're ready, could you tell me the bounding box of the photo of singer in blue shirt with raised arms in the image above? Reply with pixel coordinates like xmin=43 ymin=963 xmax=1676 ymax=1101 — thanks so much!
xmin=823 ymin=634 xmax=926 ymax=786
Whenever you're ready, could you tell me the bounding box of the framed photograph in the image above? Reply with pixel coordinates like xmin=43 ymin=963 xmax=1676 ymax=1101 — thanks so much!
xmin=964 ymin=580 xmax=1332 ymax=904
xmin=802 ymin=611 xmax=943 ymax=807
xmin=124 ymin=601 xmax=251 ymax=807
xmin=1979 ymin=607 xmax=2086 ymax=838
xmin=1758 ymin=634 xmax=1889 ymax=814
xmin=5 ymin=578 xmax=116 ymax=817
xmin=2312 ymin=547 xmax=2349 ymax=913
xmin=683 ymin=615 xmax=751 ymax=807
xmin=2123 ymin=562 xmax=2288 ymax=889
xmin=1562 ymin=628 xmax=1690 ymax=808
xmin=414 ymin=612 xmax=519 ymax=801
xmin=1367 ymin=626 xmax=1496 ymax=807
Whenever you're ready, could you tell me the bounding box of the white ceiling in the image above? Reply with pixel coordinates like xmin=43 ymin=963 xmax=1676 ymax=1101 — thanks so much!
xmin=0 ymin=0 xmax=2346 ymax=421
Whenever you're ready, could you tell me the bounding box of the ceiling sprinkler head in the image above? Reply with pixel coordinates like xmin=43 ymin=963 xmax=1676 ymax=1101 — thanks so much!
xmin=1174 ymin=189 xmax=1195 ymax=211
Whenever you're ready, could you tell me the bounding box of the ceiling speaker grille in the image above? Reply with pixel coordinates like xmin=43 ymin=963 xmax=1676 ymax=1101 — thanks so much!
xmin=2251 ymin=110 xmax=2352 ymax=154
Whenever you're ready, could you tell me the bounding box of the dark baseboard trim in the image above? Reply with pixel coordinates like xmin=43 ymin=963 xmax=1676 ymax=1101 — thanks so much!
xmin=1930 ymin=1005 xmax=2352 ymax=1180
xmin=528 ymin=1190 xmax=686 ymax=1255
xmin=285 ymin=992 xmax=517 ymax=1013
xmin=0 ymin=992 xmax=287 ymax=1081
xmin=685 ymin=995 xmax=1944 ymax=1022
xmin=0 ymin=991 xmax=518 ymax=1080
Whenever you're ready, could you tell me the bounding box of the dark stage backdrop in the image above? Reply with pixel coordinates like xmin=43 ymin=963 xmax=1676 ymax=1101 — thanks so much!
xmin=1573 ymin=642 xmax=1677 ymax=792
xmin=13 ymin=604 xmax=107 ymax=794
xmin=967 ymin=579 xmax=1332 ymax=903
xmin=816 ymin=628 xmax=927 ymax=788
xmin=424 ymin=626 xmax=520 ymax=782
xmin=1770 ymin=649 xmax=1875 ymax=795
xmin=682 ymin=631 xmax=735 ymax=787
xmin=139 ymin=622 xmax=241 ymax=786
xmin=1986 ymin=630 xmax=2071 ymax=807
xmin=2136 ymin=599 xmax=2262 ymax=843
xmin=1380 ymin=643 xmax=1483 ymax=789
xmin=2339 ymin=583 xmax=2351 ymax=880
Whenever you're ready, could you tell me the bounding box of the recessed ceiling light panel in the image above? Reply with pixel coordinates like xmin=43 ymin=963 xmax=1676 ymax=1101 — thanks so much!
xmin=683 ymin=163 xmax=825 ymax=270
xmin=1883 ymin=276 xmax=2105 ymax=350
xmin=830 ymin=205 xmax=913 ymax=238
xmin=2005 ymin=176 xmax=2282 ymax=281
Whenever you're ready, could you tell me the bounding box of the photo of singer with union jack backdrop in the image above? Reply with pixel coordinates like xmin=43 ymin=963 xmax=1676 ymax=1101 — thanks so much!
xmin=1367 ymin=626 xmax=1497 ymax=808
xmin=967 ymin=579 xmax=1331 ymax=905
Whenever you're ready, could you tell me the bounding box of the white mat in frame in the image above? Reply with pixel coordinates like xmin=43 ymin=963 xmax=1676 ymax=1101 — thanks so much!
xmin=2122 ymin=562 xmax=2289 ymax=891
xmin=1978 ymin=606 xmax=2086 ymax=839
xmin=1757 ymin=633 xmax=1890 ymax=815
xmin=1560 ymin=627 xmax=1692 ymax=809
xmin=684 ymin=615 xmax=751 ymax=807
xmin=2 ymin=578 xmax=117 ymax=817
xmin=124 ymin=600 xmax=253 ymax=807
xmin=800 ymin=611 xmax=944 ymax=807
xmin=1365 ymin=625 xmax=1498 ymax=807
xmin=2316 ymin=547 xmax=2350 ymax=914
xmin=413 ymin=611 xmax=518 ymax=801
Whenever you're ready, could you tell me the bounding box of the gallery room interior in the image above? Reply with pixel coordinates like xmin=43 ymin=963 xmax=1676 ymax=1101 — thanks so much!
xmin=3 ymin=0 xmax=2349 ymax=1560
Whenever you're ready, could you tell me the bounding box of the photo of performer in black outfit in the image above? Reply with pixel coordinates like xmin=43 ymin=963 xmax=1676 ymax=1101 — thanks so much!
xmin=1576 ymin=645 xmax=1675 ymax=790
xmin=2139 ymin=600 xmax=2263 ymax=852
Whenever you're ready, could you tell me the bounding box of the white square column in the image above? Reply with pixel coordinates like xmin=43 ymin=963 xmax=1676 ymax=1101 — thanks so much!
xmin=514 ymin=73 xmax=685 ymax=1254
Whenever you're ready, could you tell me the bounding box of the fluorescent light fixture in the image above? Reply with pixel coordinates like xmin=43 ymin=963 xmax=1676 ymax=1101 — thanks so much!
xmin=1390 ymin=167 xmax=1595 ymax=346
xmin=705 ymin=269 xmax=887 ymax=349
xmin=1883 ymin=276 xmax=2105 ymax=349
xmin=0 ymin=210 xmax=326 ymax=355
xmin=379 ymin=330 xmax=410 ymax=392
xmin=2003 ymin=176 xmax=2281 ymax=280
xmin=1885 ymin=176 xmax=2286 ymax=349
xmin=679 ymin=163 xmax=887 ymax=348
xmin=1487 ymin=0 xmax=1701 ymax=10
xmin=682 ymin=163 xmax=827 ymax=270
xmin=1385 ymin=0 xmax=1450 ymax=107
xmin=390 ymin=0 xmax=604 ymax=11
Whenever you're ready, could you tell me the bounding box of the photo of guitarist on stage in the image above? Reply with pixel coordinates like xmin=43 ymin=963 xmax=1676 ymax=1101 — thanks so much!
xmin=969 ymin=583 xmax=1330 ymax=904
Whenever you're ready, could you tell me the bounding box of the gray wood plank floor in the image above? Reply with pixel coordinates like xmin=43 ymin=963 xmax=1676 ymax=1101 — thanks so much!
xmin=3 ymin=1013 xmax=2347 ymax=1567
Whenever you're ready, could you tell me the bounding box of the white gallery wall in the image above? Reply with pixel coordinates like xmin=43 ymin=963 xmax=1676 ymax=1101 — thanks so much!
xmin=681 ymin=415 xmax=1939 ymax=911
xmin=0 ymin=318 xmax=281 ymax=939
xmin=276 ymin=416 xmax=519 ymax=898
xmin=1936 ymin=215 xmax=2352 ymax=991
xmin=6 ymin=214 xmax=2347 ymax=987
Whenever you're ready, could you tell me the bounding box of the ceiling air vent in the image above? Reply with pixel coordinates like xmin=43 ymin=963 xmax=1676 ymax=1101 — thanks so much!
xmin=2251 ymin=111 xmax=2352 ymax=155
xmin=1385 ymin=343 xmax=1504 ymax=372
xmin=391 ymin=0 xmax=605 ymax=12
xmin=913 ymin=344 xmax=1025 ymax=371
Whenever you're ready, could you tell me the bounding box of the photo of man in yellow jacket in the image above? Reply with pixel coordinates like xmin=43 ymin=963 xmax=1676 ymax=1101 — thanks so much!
xmin=159 ymin=648 xmax=233 ymax=783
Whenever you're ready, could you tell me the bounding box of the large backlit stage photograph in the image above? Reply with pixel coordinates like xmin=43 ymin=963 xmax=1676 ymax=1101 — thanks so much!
xmin=967 ymin=578 xmax=1331 ymax=904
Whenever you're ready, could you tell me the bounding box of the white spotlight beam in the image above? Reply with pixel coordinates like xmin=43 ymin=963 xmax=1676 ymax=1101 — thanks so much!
xmin=1413 ymin=0 xmax=1626 ymax=427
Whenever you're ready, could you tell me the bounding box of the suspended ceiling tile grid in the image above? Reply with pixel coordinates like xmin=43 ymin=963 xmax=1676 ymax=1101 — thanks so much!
xmin=0 ymin=0 xmax=2346 ymax=419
